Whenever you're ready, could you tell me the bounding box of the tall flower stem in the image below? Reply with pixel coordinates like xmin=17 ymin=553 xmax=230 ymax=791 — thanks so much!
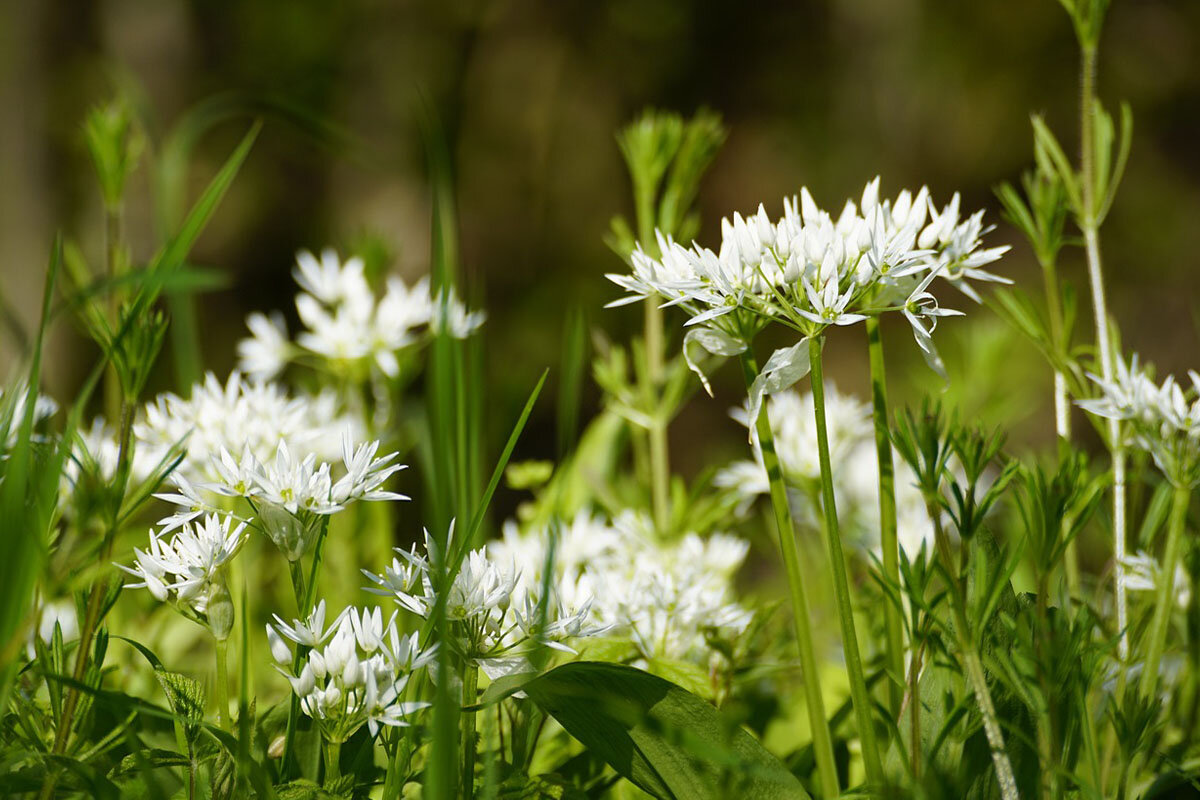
xmin=866 ymin=317 xmax=905 ymax=716
xmin=1078 ymin=42 xmax=1129 ymax=662
xmin=461 ymin=664 xmax=479 ymax=800
xmin=634 ymin=184 xmax=671 ymax=534
xmin=323 ymin=738 xmax=342 ymax=783
xmin=739 ymin=351 xmax=839 ymax=799
xmin=645 ymin=297 xmax=671 ymax=533
xmin=214 ymin=638 xmax=231 ymax=731
xmin=1139 ymin=483 xmax=1190 ymax=699
xmin=809 ymin=336 xmax=885 ymax=789
xmin=281 ymin=520 xmax=330 ymax=778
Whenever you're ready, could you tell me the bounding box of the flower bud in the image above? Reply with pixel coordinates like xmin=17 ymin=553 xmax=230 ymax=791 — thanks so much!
xmin=206 ymin=582 xmax=235 ymax=641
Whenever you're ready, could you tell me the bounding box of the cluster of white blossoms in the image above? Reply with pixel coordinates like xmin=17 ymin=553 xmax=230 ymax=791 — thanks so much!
xmin=363 ymin=524 xmax=606 ymax=680
xmin=120 ymin=514 xmax=245 ymax=634
xmin=1079 ymin=356 xmax=1200 ymax=486
xmin=607 ymin=179 xmax=1008 ymax=412
xmin=489 ymin=512 xmax=754 ymax=667
xmin=237 ymin=249 xmax=485 ymax=382
xmin=158 ymin=435 xmax=407 ymax=560
xmin=135 ymin=371 xmax=359 ymax=481
xmin=268 ymin=602 xmax=434 ymax=740
xmin=716 ymin=386 xmax=935 ymax=560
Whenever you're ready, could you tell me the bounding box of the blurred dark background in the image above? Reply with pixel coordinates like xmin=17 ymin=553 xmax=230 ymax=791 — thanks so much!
xmin=3 ymin=0 xmax=1200 ymax=499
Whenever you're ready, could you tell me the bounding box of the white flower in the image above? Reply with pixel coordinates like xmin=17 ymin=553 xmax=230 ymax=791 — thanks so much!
xmin=156 ymin=433 xmax=407 ymax=559
xmin=332 ymin=437 xmax=408 ymax=505
xmin=238 ymin=249 xmax=486 ymax=382
xmin=1079 ymin=356 xmax=1200 ymax=485
xmin=489 ymin=512 xmax=752 ymax=667
xmin=270 ymin=604 xmax=433 ymax=740
xmin=607 ymin=179 xmax=1006 ymax=393
xmin=237 ymin=312 xmax=293 ymax=381
xmin=920 ymin=197 xmax=1011 ymax=303
xmin=718 ymin=385 xmax=936 ymax=561
xmin=902 ymin=267 xmax=964 ymax=378
xmin=136 ymin=371 xmax=359 ymax=485
xmin=120 ymin=514 xmax=246 ymax=617
xmin=365 ymin=521 xmax=604 ymax=672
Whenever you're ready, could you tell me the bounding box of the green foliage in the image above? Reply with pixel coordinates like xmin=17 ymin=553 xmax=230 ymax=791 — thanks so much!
xmin=520 ymin=662 xmax=808 ymax=800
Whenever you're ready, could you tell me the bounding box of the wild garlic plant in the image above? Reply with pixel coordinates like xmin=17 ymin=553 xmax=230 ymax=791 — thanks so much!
xmin=8 ymin=1 xmax=1200 ymax=797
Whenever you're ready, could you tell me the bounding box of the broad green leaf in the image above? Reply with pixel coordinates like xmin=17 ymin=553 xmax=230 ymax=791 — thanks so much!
xmin=522 ymin=662 xmax=809 ymax=800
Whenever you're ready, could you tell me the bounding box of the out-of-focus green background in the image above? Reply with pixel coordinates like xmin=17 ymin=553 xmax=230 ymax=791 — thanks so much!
xmin=3 ymin=0 xmax=1199 ymax=493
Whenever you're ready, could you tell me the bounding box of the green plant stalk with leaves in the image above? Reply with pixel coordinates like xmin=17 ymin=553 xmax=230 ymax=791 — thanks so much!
xmin=930 ymin=506 xmax=1020 ymax=800
xmin=1046 ymin=0 xmax=1133 ymax=663
xmin=738 ymin=350 xmax=839 ymax=799
xmin=614 ymin=110 xmax=726 ymax=536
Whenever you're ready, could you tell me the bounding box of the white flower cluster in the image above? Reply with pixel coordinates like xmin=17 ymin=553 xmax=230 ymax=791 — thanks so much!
xmin=716 ymin=386 xmax=935 ymax=560
xmin=489 ymin=513 xmax=754 ymax=666
xmin=1079 ymin=356 xmax=1200 ymax=486
xmin=237 ymin=249 xmax=485 ymax=382
xmin=268 ymin=602 xmax=434 ymax=740
xmin=135 ymin=371 xmax=358 ymax=482
xmin=363 ymin=524 xmax=606 ymax=680
xmin=120 ymin=514 xmax=245 ymax=631
xmin=607 ymin=179 xmax=1008 ymax=402
xmin=159 ymin=435 xmax=407 ymax=560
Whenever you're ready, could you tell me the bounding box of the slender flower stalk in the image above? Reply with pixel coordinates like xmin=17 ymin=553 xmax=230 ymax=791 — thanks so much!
xmin=739 ymin=351 xmax=839 ymax=799
xmin=638 ymin=228 xmax=671 ymax=535
xmin=1139 ymin=483 xmax=1190 ymax=698
xmin=809 ymin=337 xmax=884 ymax=789
xmin=215 ymin=638 xmax=231 ymax=730
xmin=462 ymin=664 xmax=479 ymax=800
xmin=324 ymin=739 xmax=341 ymax=783
xmin=866 ymin=316 xmax=905 ymax=716
xmin=1078 ymin=41 xmax=1129 ymax=663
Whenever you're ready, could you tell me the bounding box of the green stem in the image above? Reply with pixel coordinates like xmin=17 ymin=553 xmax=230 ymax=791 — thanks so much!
xmin=1139 ymin=483 xmax=1190 ymax=698
xmin=104 ymin=206 xmax=123 ymax=425
xmin=1078 ymin=682 xmax=1102 ymax=794
xmin=646 ymin=298 xmax=670 ymax=533
xmin=462 ymin=664 xmax=479 ymax=800
xmin=866 ymin=317 xmax=905 ymax=717
xmin=1040 ymin=258 xmax=1071 ymax=444
xmin=809 ymin=336 xmax=885 ymax=789
xmin=739 ymin=351 xmax=839 ymax=799
xmin=215 ymin=638 xmax=230 ymax=731
xmin=907 ymin=639 xmax=924 ymax=779
xmin=963 ymin=647 xmax=1020 ymax=800
xmin=281 ymin=521 xmax=330 ymax=778
xmin=1078 ymin=41 xmax=1129 ymax=665
xmin=323 ymin=737 xmax=341 ymax=784
xmin=635 ymin=179 xmax=671 ymax=535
